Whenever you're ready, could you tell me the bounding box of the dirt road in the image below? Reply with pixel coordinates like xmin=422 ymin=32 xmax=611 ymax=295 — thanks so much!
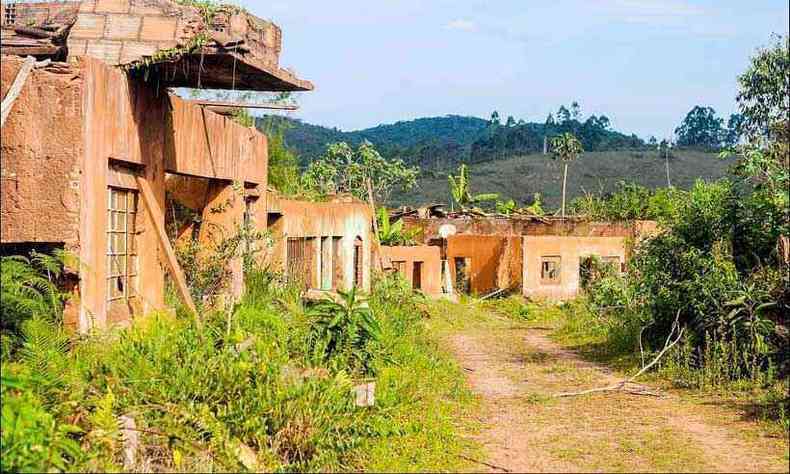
xmin=446 ymin=306 xmax=789 ymax=473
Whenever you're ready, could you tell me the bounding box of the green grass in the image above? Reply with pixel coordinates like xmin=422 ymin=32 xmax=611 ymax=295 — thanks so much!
xmin=394 ymin=150 xmax=735 ymax=208
xmin=1 ymin=274 xmax=481 ymax=472
xmin=488 ymin=295 xmax=790 ymax=438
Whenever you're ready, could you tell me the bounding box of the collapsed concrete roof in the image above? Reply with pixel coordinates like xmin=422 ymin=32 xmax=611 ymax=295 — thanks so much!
xmin=1 ymin=0 xmax=313 ymax=92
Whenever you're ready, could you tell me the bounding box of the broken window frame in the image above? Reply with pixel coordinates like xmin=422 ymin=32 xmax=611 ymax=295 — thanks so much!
xmin=353 ymin=237 xmax=363 ymax=289
xmin=540 ymin=256 xmax=561 ymax=285
xmin=454 ymin=257 xmax=471 ymax=294
xmin=412 ymin=261 xmax=423 ymax=290
xmin=106 ymin=187 xmax=139 ymax=303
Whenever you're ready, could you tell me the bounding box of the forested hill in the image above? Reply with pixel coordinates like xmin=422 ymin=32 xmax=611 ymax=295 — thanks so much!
xmin=258 ymin=112 xmax=647 ymax=170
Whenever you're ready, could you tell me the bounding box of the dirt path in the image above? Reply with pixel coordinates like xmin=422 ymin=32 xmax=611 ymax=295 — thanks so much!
xmin=447 ymin=308 xmax=789 ymax=473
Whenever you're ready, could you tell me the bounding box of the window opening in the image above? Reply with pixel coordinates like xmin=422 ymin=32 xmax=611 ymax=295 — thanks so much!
xmin=107 ymin=187 xmax=138 ymax=303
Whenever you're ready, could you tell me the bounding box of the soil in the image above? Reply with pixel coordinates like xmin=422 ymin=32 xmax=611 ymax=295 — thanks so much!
xmin=447 ymin=310 xmax=790 ymax=473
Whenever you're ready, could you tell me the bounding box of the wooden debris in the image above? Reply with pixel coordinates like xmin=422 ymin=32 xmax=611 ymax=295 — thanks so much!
xmin=135 ymin=176 xmax=201 ymax=327
xmin=1 ymin=56 xmax=36 ymax=128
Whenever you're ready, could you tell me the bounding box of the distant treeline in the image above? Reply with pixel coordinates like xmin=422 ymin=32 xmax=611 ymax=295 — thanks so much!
xmin=258 ymin=102 xmax=743 ymax=173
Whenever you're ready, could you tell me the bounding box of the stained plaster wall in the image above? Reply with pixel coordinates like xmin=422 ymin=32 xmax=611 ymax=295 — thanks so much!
xmin=1 ymin=56 xmax=83 ymax=247
xmin=1 ymin=55 xmax=269 ymax=330
xmin=80 ymin=57 xmax=267 ymax=328
xmin=268 ymin=197 xmax=372 ymax=292
xmin=522 ymin=235 xmax=630 ymax=300
xmin=446 ymin=235 xmax=522 ymax=295
xmin=381 ymin=245 xmax=442 ymax=297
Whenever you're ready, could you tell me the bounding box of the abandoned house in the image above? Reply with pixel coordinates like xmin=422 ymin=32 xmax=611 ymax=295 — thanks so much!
xmin=380 ymin=244 xmax=442 ymax=297
xmin=397 ymin=214 xmax=656 ymax=300
xmin=0 ymin=0 xmax=317 ymax=331
xmin=266 ymin=192 xmax=373 ymax=294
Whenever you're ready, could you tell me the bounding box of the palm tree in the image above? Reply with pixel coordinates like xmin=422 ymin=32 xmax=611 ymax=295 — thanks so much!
xmin=551 ymin=132 xmax=584 ymax=218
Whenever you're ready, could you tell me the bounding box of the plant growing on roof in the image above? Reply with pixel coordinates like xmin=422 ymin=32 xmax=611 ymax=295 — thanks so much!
xmin=376 ymin=208 xmax=420 ymax=246
xmin=447 ymin=163 xmax=499 ymax=210
xmin=551 ymin=132 xmax=584 ymax=218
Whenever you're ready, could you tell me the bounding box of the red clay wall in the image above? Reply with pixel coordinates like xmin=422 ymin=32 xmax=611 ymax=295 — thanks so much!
xmin=268 ymin=196 xmax=373 ymax=291
xmin=381 ymin=245 xmax=442 ymax=297
xmin=166 ymin=95 xmax=267 ymax=184
xmin=0 ymin=56 xmax=83 ymax=247
xmin=446 ymin=235 xmax=522 ymax=295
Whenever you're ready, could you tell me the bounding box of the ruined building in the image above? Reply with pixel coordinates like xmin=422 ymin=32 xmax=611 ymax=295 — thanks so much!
xmin=385 ymin=213 xmax=656 ymax=300
xmin=2 ymin=0 xmax=378 ymax=332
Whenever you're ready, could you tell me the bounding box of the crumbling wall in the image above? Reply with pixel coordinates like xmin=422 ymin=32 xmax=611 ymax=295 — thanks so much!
xmin=165 ymin=95 xmax=267 ymax=184
xmin=381 ymin=245 xmax=442 ymax=297
xmin=446 ymin=235 xmax=521 ymax=295
xmin=68 ymin=0 xmax=282 ymax=66
xmin=268 ymin=196 xmax=373 ymax=291
xmin=0 ymin=56 xmax=82 ymax=247
xmin=522 ymin=235 xmax=629 ymax=300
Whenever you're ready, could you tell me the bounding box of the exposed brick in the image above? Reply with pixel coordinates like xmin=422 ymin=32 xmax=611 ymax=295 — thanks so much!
xmin=79 ymin=0 xmax=97 ymax=13
xmin=104 ymin=14 xmax=141 ymax=40
xmin=70 ymin=13 xmax=106 ymax=39
xmin=86 ymin=40 xmax=123 ymax=65
xmin=130 ymin=3 xmax=164 ymax=15
xmin=119 ymin=41 xmax=157 ymax=64
xmin=67 ymin=39 xmax=88 ymax=56
xmin=94 ymin=0 xmax=130 ymax=14
xmin=139 ymin=16 xmax=177 ymax=42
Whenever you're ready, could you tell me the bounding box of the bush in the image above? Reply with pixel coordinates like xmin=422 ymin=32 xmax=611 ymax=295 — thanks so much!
xmin=1 ymin=267 xmax=475 ymax=472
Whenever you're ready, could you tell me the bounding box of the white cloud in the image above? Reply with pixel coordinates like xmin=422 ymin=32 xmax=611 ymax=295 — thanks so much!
xmin=445 ymin=19 xmax=477 ymax=32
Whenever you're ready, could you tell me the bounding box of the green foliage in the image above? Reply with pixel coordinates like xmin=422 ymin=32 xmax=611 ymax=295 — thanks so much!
xmin=306 ymin=289 xmax=382 ymax=375
xmin=551 ymin=132 xmax=584 ymax=163
xmin=302 ymin=142 xmax=419 ymax=203
xmin=674 ymin=105 xmax=726 ymax=150
xmin=230 ymin=108 xmax=254 ymax=128
xmin=736 ymin=35 xmax=789 ymax=137
xmin=376 ymin=208 xmax=420 ymax=246
xmin=570 ymin=182 xmax=685 ymax=221
xmin=0 ymin=251 xmax=72 ymax=358
xmin=2 ymin=376 xmax=83 ymax=473
xmin=448 ymin=163 xmax=499 ymax=209
xmin=0 ymin=268 xmax=477 ymax=472
xmin=258 ymin=117 xmax=303 ymax=196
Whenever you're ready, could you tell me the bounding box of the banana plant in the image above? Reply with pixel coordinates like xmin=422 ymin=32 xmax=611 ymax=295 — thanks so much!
xmin=376 ymin=208 xmax=420 ymax=246
xmin=448 ymin=164 xmax=498 ymax=210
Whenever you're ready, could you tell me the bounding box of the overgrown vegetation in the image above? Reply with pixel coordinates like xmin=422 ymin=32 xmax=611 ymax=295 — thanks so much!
xmin=376 ymin=208 xmax=420 ymax=246
xmin=1 ymin=253 xmax=478 ymax=472
xmin=499 ymin=36 xmax=789 ymax=433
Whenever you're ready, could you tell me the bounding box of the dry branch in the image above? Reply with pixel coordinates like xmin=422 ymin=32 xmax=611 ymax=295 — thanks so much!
xmin=556 ymin=311 xmax=684 ymax=398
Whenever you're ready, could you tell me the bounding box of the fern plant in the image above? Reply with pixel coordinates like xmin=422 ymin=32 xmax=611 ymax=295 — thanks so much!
xmin=1 ymin=250 xmax=72 ymax=357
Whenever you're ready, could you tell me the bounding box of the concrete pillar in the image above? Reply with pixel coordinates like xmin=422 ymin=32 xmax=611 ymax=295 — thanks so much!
xmin=199 ymin=180 xmax=245 ymax=301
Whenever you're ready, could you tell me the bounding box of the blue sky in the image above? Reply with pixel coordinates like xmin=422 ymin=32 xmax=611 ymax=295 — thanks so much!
xmin=242 ymin=0 xmax=788 ymax=139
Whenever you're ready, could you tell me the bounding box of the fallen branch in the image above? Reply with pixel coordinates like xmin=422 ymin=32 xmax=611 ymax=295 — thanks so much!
xmin=459 ymin=454 xmax=512 ymax=473
xmin=556 ymin=310 xmax=684 ymax=398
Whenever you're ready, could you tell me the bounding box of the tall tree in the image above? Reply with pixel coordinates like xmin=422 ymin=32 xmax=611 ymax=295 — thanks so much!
xmin=723 ymin=113 xmax=745 ymax=147
xmin=736 ymin=35 xmax=789 ymax=139
xmin=571 ymin=101 xmax=582 ymax=120
xmin=490 ymin=111 xmax=501 ymax=126
xmin=557 ymin=106 xmax=571 ymax=123
xmin=551 ymin=132 xmax=584 ymax=218
xmin=505 ymin=115 xmax=517 ymax=127
xmin=674 ymin=106 xmax=724 ymax=149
